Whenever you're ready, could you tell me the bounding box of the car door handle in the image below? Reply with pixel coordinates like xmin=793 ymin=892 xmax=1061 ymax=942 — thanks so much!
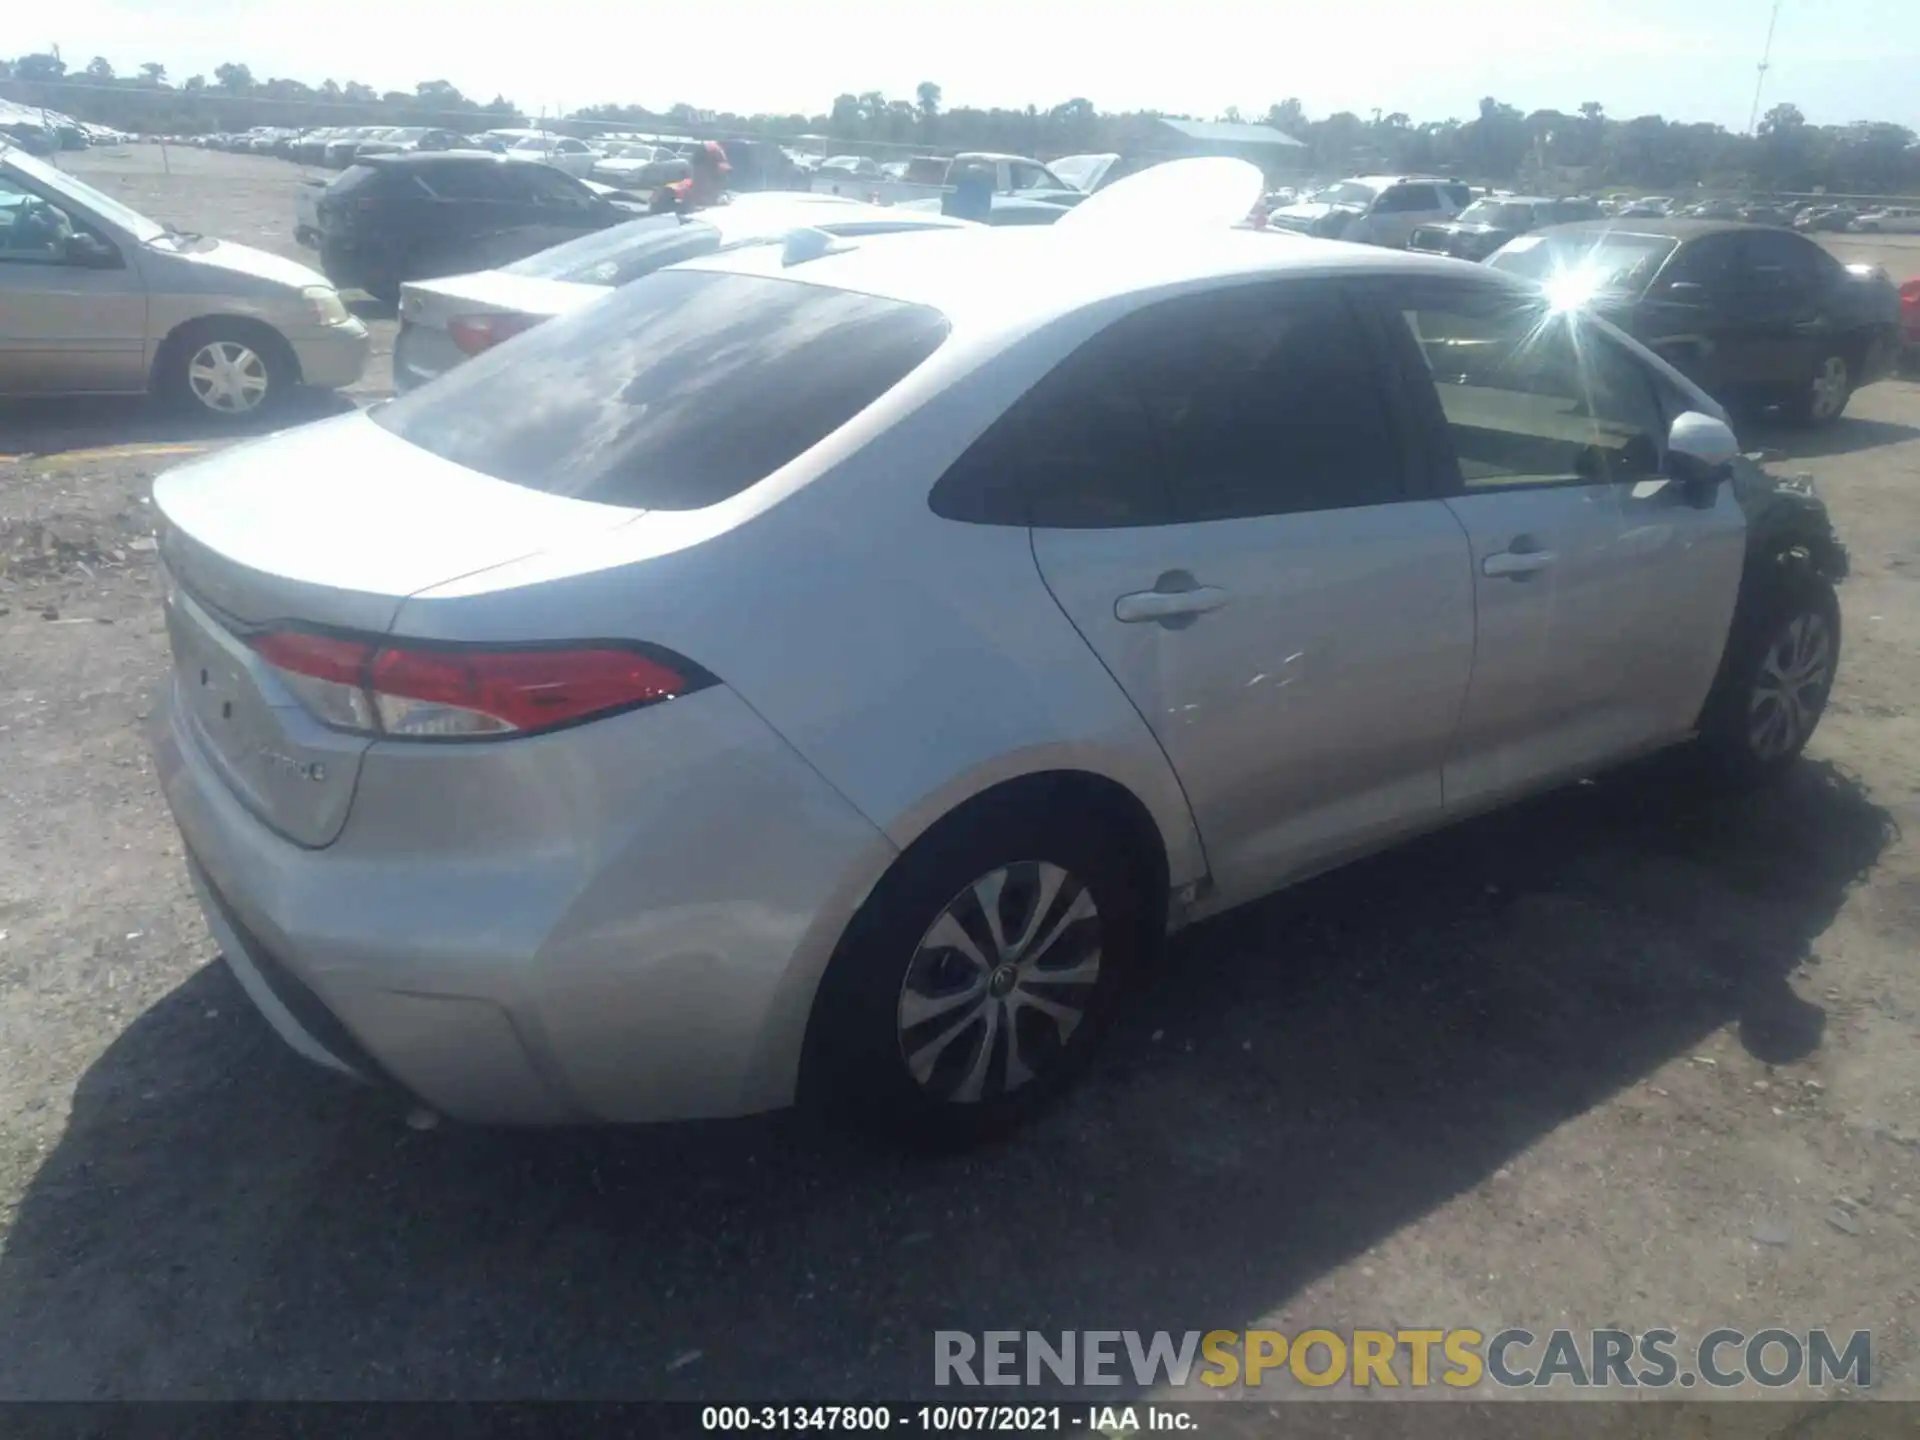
xmin=1114 ymin=585 xmax=1230 ymax=623
xmin=1482 ymin=549 xmax=1558 ymax=579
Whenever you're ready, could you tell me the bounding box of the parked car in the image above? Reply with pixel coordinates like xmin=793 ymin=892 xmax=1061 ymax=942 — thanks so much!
xmin=1262 ymin=175 xmax=1472 ymax=247
xmin=819 ymin=153 xmax=883 ymax=181
xmin=352 ymin=127 xmax=472 ymax=159
xmin=813 ymin=152 xmax=1088 ymax=208
xmin=313 ymin=151 xmax=629 ymax=303
xmin=392 ymin=193 xmax=975 ymax=389
xmin=1852 ymin=207 xmax=1920 ymax=234
xmin=1407 ymin=195 xmax=1604 ymax=262
xmin=1794 ymin=205 xmax=1856 ymax=233
xmin=0 ymin=143 xmax=367 ymax=416
xmin=492 ymin=131 xmax=601 ymax=178
xmin=591 ymin=141 xmax=684 ymax=191
xmin=1739 ymin=204 xmax=1792 ymax=227
xmin=149 ymin=191 xmax=1848 ymax=1142
xmin=1901 ymin=278 xmax=1920 ymax=359
xmin=1488 ymin=219 xmax=1902 ymax=425
xmin=324 ymin=127 xmax=393 ymax=169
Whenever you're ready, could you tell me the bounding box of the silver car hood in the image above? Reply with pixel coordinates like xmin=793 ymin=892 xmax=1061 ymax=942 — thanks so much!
xmin=153 ymin=411 xmax=637 ymax=631
xmin=161 ymin=236 xmax=333 ymax=290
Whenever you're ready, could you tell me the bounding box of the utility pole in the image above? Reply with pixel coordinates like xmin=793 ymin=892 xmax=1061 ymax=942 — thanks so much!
xmin=1747 ymin=0 xmax=1783 ymax=135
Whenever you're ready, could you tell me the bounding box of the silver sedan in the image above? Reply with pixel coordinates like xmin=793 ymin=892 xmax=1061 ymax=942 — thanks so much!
xmin=149 ymin=196 xmax=1844 ymax=1144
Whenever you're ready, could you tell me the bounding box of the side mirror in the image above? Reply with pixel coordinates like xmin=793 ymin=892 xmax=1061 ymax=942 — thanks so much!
xmin=64 ymin=232 xmax=121 ymax=268
xmin=1665 ymin=410 xmax=1737 ymax=506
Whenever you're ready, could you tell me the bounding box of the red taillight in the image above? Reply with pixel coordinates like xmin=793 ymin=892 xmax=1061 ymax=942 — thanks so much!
xmin=446 ymin=312 xmax=544 ymax=357
xmin=252 ymin=629 xmax=372 ymax=684
xmin=248 ymin=631 xmax=708 ymax=740
xmin=369 ymin=646 xmax=693 ymax=736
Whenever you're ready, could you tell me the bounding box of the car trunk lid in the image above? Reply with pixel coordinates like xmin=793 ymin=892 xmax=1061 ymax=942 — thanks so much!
xmin=153 ymin=412 xmax=639 ymax=847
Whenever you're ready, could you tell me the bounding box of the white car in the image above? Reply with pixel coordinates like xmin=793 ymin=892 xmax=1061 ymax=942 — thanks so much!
xmin=1853 ymin=207 xmax=1920 ymax=234
xmin=488 ymin=130 xmax=600 ymax=178
xmin=1263 ymin=175 xmax=1471 ymax=248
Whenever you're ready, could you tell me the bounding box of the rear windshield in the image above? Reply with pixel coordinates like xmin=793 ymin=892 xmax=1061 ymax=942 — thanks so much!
xmin=370 ymin=269 xmax=951 ymax=510
xmin=502 ymin=214 xmax=723 ymax=286
xmin=1487 ymin=231 xmax=1678 ymax=292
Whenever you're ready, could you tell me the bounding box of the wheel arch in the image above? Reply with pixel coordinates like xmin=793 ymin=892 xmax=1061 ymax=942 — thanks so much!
xmin=790 ymin=764 xmax=1182 ymax=1109
xmin=150 ymin=312 xmax=303 ymax=395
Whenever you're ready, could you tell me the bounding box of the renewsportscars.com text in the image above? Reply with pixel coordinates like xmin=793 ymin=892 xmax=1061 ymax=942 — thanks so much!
xmin=934 ymin=1328 xmax=1872 ymax=1390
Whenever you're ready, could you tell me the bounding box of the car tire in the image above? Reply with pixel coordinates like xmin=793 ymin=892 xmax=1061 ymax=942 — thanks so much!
xmin=1782 ymin=350 xmax=1853 ymax=427
xmin=1693 ymin=558 xmax=1841 ymax=786
xmin=804 ymin=797 xmax=1151 ymax=1148
xmin=156 ymin=320 xmax=295 ymax=421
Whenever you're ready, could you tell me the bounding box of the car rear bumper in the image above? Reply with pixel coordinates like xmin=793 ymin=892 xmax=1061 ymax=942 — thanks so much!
xmin=152 ymin=675 xmax=896 ymax=1126
xmin=287 ymin=320 xmax=370 ymax=391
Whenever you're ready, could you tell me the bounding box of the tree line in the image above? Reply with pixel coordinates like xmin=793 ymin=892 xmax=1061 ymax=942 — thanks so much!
xmin=6 ymin=50 xmax=1919 ymax=197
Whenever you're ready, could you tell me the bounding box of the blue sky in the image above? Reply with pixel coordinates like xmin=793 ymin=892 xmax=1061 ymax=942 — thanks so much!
xmin=21 ymin=0 xmax=1920 ymax=133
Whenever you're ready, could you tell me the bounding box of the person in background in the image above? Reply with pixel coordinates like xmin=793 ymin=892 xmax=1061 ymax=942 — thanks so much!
xmin=650 ymin=140 xmax=732 ymax=215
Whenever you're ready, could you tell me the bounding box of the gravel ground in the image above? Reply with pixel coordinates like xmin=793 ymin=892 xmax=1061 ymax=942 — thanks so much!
xmin=0 ymin=147 xmax=1917 ymax=1413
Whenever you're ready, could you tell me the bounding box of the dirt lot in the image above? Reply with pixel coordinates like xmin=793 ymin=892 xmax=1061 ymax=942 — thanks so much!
xmin=1 ymin=147 xmax=1918 ymax=1415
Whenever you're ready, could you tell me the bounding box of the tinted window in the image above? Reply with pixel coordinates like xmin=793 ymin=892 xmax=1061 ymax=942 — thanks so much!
xmin=414 ymin=162 xmax=514 ymax=200
xmin=1487 ymin=230 xmax=1678 ymax=294
xmin=371 ymin=270 xmax=950 ymax=510
xmin=932 ymin=286 xmax=1404 ymax=528
xmin=502 ymin=214 xmax=722 ymax=285
xmin=1661 ymin=233 xmax=1740 ymax=292
xmin=514 ymin=166 xmax=599 ymax=206
xmin=1378 ymin=186 xmax=1440 ymax=214
xmin=1739 ymin=230 xmax=1828 ymax=291
xmin=1395 ymin=288 xmax=1664 ymax=489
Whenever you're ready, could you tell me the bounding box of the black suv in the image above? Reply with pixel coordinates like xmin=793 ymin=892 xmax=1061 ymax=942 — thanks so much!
xmin=315 ymin=153 xmax=629 ymax=303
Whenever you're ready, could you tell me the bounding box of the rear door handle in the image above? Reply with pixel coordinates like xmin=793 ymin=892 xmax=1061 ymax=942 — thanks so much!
xmin=1482 ymin=549 xmax=1558 ymax=579
xmin=1114 ymin=585 xmax=1230 ymax=623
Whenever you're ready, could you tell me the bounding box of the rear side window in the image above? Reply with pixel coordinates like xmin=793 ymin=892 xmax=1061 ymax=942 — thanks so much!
xmin=414 ymin=162 xmax=513 ymax=200
xmin=371 ymin=270 xmax=950 ymax=510
xmin=328 ymin=164 xmax=388 ymax=197
xmin=503 ymin=214 xmax=722 ymax=285
xmin=933 ymin=285 xmax=1405 ymax=527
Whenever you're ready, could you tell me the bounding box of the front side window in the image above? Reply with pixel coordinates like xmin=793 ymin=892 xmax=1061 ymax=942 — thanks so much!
xmin=372 ymin=270 xmax=950 ymax=510
xmin=932 ymin=285 xmax=1406 ymax=527
xmin=0 ymin=182 xmax=80 ymax=262
xmin=1395 ymin=287 xmax=1665 ymax=490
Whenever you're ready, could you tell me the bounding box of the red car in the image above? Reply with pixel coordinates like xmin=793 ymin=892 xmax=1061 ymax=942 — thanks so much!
xmin=1902 ymin=278 xmax=1920 ymax=348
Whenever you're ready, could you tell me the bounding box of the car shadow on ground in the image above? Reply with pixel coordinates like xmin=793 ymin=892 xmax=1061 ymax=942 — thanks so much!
xmin=1746 ymin=413 xmax=1920 ymax=461
xmin=0 ymin=389 xmax=358 ymax=462
xmin=0 ymin=757 xmax=1894 ymax=1400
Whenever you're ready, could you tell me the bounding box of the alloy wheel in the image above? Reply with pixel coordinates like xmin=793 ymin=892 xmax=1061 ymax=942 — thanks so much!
xmin=186 ymin=340 xmax=271 ymax=414
xmin=1748 ymin=612 xmax=1834 ymax=761
xmin=896 ymin=861 xmax=1102 ymax=1104
xmin=1808 ymin=355 xmax=1849 ymax=422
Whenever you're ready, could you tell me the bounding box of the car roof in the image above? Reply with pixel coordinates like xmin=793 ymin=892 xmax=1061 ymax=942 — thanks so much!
xmin=360 ymin=151 xmax=532 ymax=168
xmin=676 ymin=225 xmax=1516 ymax=335
xmin=1535 ymin=218 xmax=1777 ymax=242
